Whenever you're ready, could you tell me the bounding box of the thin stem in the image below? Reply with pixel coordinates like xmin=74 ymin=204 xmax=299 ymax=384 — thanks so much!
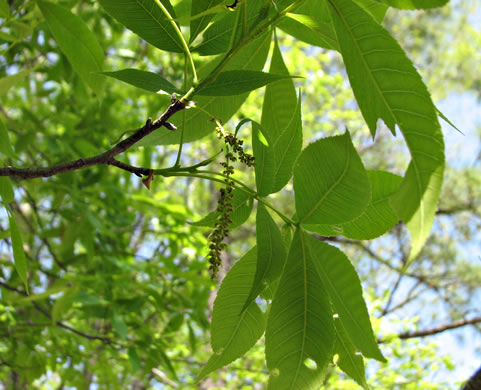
xmin=153 ymin=0 xmax=198 ymax=83
xmin=166 ymin=170 xmax=295 ymax=225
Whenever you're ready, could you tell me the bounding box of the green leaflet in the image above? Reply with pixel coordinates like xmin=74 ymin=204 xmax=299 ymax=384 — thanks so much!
xmin=196 ymin=70 xmax=297 ymax=96
xmin=198 ymin=248 xmax=265 ymax=379
xmin=0 ymin=67 xmax=35 ymax=96
xmin=98 ymin=0 xmax=184 ymax=53
xmin=189 ymin=0 xmax=224 ymax=44
xmin=354 ymin=0 xmax=388 ymax=22
xmin=266 ymin=229 xmax=334 ymax=389
xmin=190 ymin=189 xmax=253 ymax=229
xmin=9 ymin=214 xmax=28 ymax=293
xmin=375 ymin=0 xmax=449 ymax=9
xmin=242 ymin=203 xmax=287 ymax=311
xmin=294 ymin=131 xmax=370 ymax=225
xmin=252 ymin=122 xmax=275 ymax=196
xmin=277 ymin=1 xmax=339 ymax=50
xmin=0 ymin=177 xmax=14 ymax=204
xmin=0 ymin=118 xmax=15 ymax=158
xmin=257 ymin=37 xmax=303 ymax=195
xmin=306 ymin=235 xmax=385 ymax=362
xmin=304 ymin=170 xmax=402 ymax=240
xmin=194 ymin=1 xmax=268 ymax=56
xmin=138 ymin=31 xmax=271 ymax=146
xmin=38 ymin=1 xmax=105 ymax=96
xmin=328 ymin=0 xmax=445 ymax=260
xmin=102 ymin=69 xmax=182 ymax=95
xmin=334 ymin=318 xmax=370 ymax=390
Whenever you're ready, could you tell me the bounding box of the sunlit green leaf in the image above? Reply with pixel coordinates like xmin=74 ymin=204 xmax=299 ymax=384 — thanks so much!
xmin=196 ymin=70 xmax=296 ymax=97
xmin=189 ymin=0 xmax=224 ymax=44
xmin=375 ymin=0 xmax=449 ymax=9
xmin=0 ymin=119 xmax=15 ymax=158
xmin=258 ymin=38 xmax=302 ymax=195
xmin=306 ymin=235 xmax=385 ymax=362
xmin=243 ymin=203 xmax=287 ymax=311
xmin=98 ymin=0 xmax=184 ymax=52
xmin=328 ymin=0 xmax=445 ymax=260
xmin=199 ymin=247 xmax=265 ymax=379
xmin=277 ymin=1 xmax=339 ymax=50
xmin=0 ymin=0 xmax=9 ymax=18
xmin=354 ymin=0 xmax=388 ymax=22
xmin=194 ymin=1 xmax=268 ymax=55
xmin=304 ymin=171 xmax=402 ymax=240
xmin=294 ymin=131 xmax=370 ymax=225
xmin=266 ymin=229 xmax=334 ymax=389
xmin=334 ymin=318 xmax=370 ymax=390
xmin=252 ymin=122 xmax=275 ymax=197
xmin=102 ymin=69 xmax=182 ymax=95
xmin=38 ymin=1 xmax=105 ymax=96
xmin=112 ymin=311 xmax=129 ymax=339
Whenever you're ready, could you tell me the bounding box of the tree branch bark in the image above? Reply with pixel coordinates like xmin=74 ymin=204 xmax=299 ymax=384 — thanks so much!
xmin=397 ymin=316 xmax=481 ymax=339
xmin=0 ymin=99 xmax=185 ymax=180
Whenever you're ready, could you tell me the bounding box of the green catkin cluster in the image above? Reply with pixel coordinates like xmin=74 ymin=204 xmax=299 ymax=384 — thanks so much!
xmin=208 ymin=127 xmax=255 ymax=278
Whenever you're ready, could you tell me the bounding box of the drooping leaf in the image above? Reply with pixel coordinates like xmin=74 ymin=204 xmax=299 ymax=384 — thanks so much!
xmin=257 ymin=38 xmax=302 ymax=195
xmin=242 ymin=203 xmax=287 ymax=311
xmin=0 ymin=177 xmax=14 ymax=204
xmin=304 ymin=170 xmax=402 ymax=240
xmin=306 ymin=235 xmax=385 ymax=362
xmin=38 ymin=1 xmax=105 ymax=96
xmin=9 ymin=214 xmax=28 ymax=293
xmin=0 ymin=67 xmax=35 ymax=96
xmin=190 ymin=188 xmax=253 ymax=229
xmin=189 ymin=0 xmax=224 ymax=44
xmin=334 ymin=318 xmax=370 ymax=390
xmin=196 ymin=70 xmax=296 ymax=97
xmin=294 ymin=131 xmax=370 ymax=225
xmin=198 ymin=247 xmax=265 ymax=379
xmin=374 ymin=0 xmax=449 ymax=9
xmin=98 ymin=0 xmax=184 ymax=53
xmin=138 ymin=31 xmax=271 ymax=145
xmin=328 ymin=0 xmax=445 ymax=260
xmin=102 ymin=69 xmax=182 ymax=95
xmin=0 ymin=118 xmax=15 ymax=158
xmin=265 ymin=229 xmax=334 ymax=390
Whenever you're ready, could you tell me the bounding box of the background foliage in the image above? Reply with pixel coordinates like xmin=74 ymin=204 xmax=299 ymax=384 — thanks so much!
xmin=0 ymin=0 xmax=480 ymax=389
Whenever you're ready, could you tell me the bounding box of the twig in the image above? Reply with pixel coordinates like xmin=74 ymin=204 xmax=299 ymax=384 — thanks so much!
xmin=397 ymin=316 xmax=481 ymax=340
xmin=0 ymin=100 xmax=185 ymax=180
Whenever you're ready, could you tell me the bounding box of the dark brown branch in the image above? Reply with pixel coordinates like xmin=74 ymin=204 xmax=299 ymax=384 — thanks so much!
xmin=397 ymin=316 xmax=481 ymax=340
xmin=0 ymin=100 xmax=185 ymax=180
